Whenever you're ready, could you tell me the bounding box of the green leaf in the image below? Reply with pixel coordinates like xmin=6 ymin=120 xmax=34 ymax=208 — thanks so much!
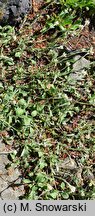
xmin=36 ymin=173 xmax=46 ymax=183
xmin=31 ymin=110 xmax=37 ymax=117
xmin=39 ymin=160 xmax=47 ymax=169
xmin=61 ymin=192 xmax=69 ymax=199
xmin=21 ymin=147 xmax=29 ymax=157
xmin=24 ymin=116 xmax=31 ymax=126
xmin=50 ymin=190 xmax=58 ymax=199
xmin=15 ymin=52 xmax=22 ymax=58
xmin=23 ymin=179 xmax=31 ymax=184
xmin=18 ymin=99 xmax=27 ymax=106
xmin=61 ymin=182 xmax=65 ymax=189
xmin=15 ymin=107 xmax=25 ymax=116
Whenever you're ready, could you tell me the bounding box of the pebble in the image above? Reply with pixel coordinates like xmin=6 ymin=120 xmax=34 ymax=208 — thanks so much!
xmin=0 ymin=138 xmax=24 ymax=199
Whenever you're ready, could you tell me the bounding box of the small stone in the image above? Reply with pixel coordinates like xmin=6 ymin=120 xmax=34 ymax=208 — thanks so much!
xmin=58 ymin=157 xmax=77 ymax=170
xmin=0 ymin=0 xmax=32 ymax=26
xmin=1 ymin=187 xmax=19 ymax=199
xmin=0 ymin=138 xmax=24 ymax=199
xmin=69 ymin=55 xmax=90 ymax=81
xmin=73 ymin=55 xmax=90 ymax=72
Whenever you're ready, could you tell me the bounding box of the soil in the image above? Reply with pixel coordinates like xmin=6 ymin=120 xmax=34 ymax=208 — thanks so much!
xmin=28 ymin=1 xmax=95 ymax=60
xmin=67 ymin=26 xmax=95 ymax=59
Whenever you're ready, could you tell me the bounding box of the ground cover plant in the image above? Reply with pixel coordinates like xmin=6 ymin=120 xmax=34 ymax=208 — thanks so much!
xmin=0 ymin=0 xmax=95 ymax=199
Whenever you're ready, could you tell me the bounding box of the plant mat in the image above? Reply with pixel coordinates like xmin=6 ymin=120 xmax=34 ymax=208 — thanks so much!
xmin=0 ymin=0 xmax=95 ymax=199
